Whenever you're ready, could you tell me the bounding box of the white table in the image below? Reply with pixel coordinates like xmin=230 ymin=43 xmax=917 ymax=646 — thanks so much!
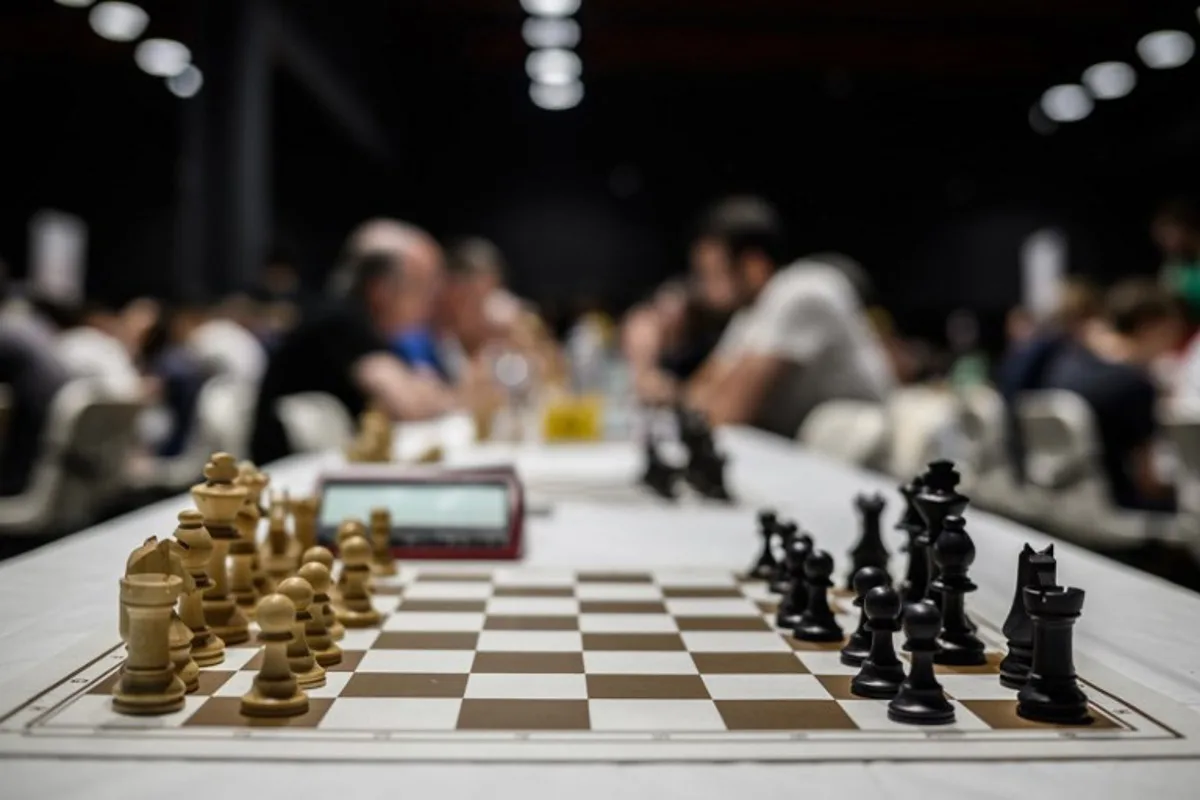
xmin=4 ymin=426 xmax=1200 ymax=799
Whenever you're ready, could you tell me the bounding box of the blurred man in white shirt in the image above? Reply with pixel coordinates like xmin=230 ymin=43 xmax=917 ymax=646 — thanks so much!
xmin=687 ymin=197 xmax=894 ymax=437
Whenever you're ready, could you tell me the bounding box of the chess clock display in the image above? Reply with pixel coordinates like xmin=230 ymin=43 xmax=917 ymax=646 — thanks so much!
xmin=315 ymin=464 xmax=525 ymax=559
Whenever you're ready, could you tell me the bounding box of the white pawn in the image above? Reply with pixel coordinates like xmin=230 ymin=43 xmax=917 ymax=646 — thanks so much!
xmin=241 ymin=593 xmax=308 ymax=718
xmin=335 ymin=536 xmax=380 ymax=628
xmin=276 ymin=577 xmax=327 ymax=689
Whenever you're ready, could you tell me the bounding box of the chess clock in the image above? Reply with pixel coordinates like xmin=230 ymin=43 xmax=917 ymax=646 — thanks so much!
xmin=314 ymin=464 xmax=525 ymax=560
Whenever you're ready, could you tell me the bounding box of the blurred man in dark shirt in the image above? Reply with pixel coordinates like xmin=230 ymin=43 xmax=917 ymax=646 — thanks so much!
xmin=249 ymin=251 xmax=458 ymax=464
xmin=997 ymin=277 xmax=1101 ymax=484
xmin=1042 ymin=279 xmax=1183 ymax=511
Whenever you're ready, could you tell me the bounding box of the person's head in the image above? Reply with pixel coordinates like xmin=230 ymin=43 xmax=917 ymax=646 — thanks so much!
xmin=1151 ymin=198 xmax=1200 ymax=260
xmin=341 ymin=218 xmax=444 ymax=329
xmin=439 ymin=237 xmax=509 ymax=351
xmin=345 ymin=251 xmax=407 ymax=336
xmin=1102 ymin=279 xmax=1185 ymax=364
xmin=1005 ymin=306 xmax=1036 ymax=345
xmin=1051 ymin=276 xmax=1101 ymax=337
xmin=690 ymin=196 xmax=786 ymax=310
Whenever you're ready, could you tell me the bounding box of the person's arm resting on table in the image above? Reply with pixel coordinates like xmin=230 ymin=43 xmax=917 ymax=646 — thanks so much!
xmin=354 ymin=353 xmax=458 ymax=420
xmin=695 ymin=282 xmax=828 ymax=426
xmin=622 ymin=305 xmax=679 ymax=405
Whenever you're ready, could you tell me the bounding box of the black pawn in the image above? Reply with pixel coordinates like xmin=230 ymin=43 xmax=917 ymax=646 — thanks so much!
xmin=897 ymin=476 xmax=928 ymax=604
xmin=641 ymin=435 xmax=678 ymax=500
xmin=999 ymin=544 xmax=1057 ymax=689
xmin=1017 ymin=584 xmax=1092 ymax=725
xmin=794 ymin=550 xmax=843 ymax=642
xmin=775 ymin=532 xmax=811 ymax=629
xmin=914 ymin=461 xmax=969 ymax=608
xmin=748 ymin=510 xmax=779 ymax=580
xmin=846 ymin=493 xmax=890 ymax=590
xmin=930 ymin=516 xmax=987 ymax=666
xmin=889 ymin=601 xmax=956 ymax=725
xmin=769 ymin=522 xmax=799 ymax=595
xmin=840 ymin=566 xmax=889 ymax=666
xmin=850 ymin=585 xmax=906 ymax=699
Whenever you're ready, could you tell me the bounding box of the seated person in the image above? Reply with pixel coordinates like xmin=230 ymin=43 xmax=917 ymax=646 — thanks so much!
xmin=56 ymin=302 xmax=146 ymax=400
xmin=1041 ymin=279 xmax=1183 ymax=512
xmin=437 ymin=237 xmax=561 ymax=394
xmin=249 ymin=251 xmax=458 ymax=464
xmin=685 ymin=196 xmax=895 ymax=436
xmin=0 ymin=267 xmax=69 ymax=496
xmin=997 ymin=277 xmax=1101 ymax=483
xmin=622 ymin=242 xmax=740 ymax=405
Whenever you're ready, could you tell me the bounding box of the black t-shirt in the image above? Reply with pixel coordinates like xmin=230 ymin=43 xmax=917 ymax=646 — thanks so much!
xmin=250 ymin=306 xmax=389 ymax=465
xmin=1041 ymin=342 xmax=1161 ymax=510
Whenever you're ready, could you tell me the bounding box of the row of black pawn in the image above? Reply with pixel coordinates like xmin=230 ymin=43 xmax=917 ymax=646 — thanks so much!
xmin=755 ymin=518 xmax=956 ymax=724
xmin=754 ymin=507 xmax=1093 ymax=726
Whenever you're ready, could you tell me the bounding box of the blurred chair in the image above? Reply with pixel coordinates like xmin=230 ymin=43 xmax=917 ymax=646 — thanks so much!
xmin=1165 ymin=414 xmax=1200 ymax=560
xmin=796 ymin=400 xmax=888 ymax=468
xmin=276 ymin=392 xmax=355 ymax=454
xmin=0 ymin=380 xmax=140 ymax=536
xmin=955 ymin=384 xmax=1033 ymax=519
xmin=880 ymin=385 xmax=959 ymax=479
xmin=134 ymin=375 xmax=257 ymax=489
xmin=1016 ymin=390 xmax=1171 ymax=549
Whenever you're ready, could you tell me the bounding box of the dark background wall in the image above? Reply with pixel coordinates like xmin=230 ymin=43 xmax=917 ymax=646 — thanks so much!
xmin=2 ymin=0 xmax=1198 ymax=343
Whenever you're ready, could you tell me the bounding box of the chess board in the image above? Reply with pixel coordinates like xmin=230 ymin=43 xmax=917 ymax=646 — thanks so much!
xmin=3 ymin=567 xmax=1200 ymax=763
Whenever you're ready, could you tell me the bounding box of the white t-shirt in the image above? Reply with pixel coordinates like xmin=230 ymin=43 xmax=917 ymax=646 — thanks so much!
xmin=57 ymin=326 xmax=141 ymax=399
xmin=716 ymin=260 xmax=894 ymax=436
xmin=187 ymin=319 xmax=266 ymax=384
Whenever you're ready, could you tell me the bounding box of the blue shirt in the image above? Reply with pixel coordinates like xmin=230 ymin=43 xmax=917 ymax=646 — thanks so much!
xmin=391 ymin=328 xmax=448 ymax=379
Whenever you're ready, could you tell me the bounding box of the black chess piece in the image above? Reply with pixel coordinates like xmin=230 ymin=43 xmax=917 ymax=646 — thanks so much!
xmin=675 ymin=407 xmax=734 ymax=503
xmin=846 ymin=493 xmax=890 ymax=589
xmin=794 ymin=550 xmax=843 ymax=642
xmin=640 ymin=434 xmax=679 ymax=500
xmin=769 ymin=522 xmax=798 ymax=595
xmin=930 ymin=516 xmax=987 ymax=666
xmin=889 ymin=601 xmax=956 ymax=725
xmin=850 ymin=585 xmax=906 ymax=699
xmin=999 ymin=544 xmax=1057 ymax=689
xmin=775 ymin=532 xmax=812 ymax=628
xmin=897 ymin=475 xmax=928 ymax=604
xmin=840 ymin=566 xmax=889 ymax=666
xmin=1016 ymin=583 xmax=1092 ymax=725
xmin=914 ymin=461 xmax=969 ymax=609
xmin=748 ymin=510 xmax=779 ymax=580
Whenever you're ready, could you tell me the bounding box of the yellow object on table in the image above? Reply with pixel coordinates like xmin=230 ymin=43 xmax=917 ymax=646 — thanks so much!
xmin=541 ymin=394 xmax=604 ymax=441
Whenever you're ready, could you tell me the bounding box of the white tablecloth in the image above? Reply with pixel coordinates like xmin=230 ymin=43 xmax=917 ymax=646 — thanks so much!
xmin=4 ymin=426 xmax=1200 ymax=798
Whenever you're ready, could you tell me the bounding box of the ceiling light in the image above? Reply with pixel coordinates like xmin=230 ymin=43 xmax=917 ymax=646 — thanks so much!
xmin=530 ymin=80 xmax=584 ymax=110
xmin=166 ymin=65 xmax=203 ymax=98
xmin=522 ymin=17 xmax=581 ymax=49
xmin=1040 ymin=84 xmax=1093 ymax=123
xmin=134 ymin=38 xmax=191 ymax=77
xmin=520 ymin=0 xmax=580 ymax=17
xmin=1137 ymin=30 xmax=1195 ymax=69
xmin=1081 ymin=61 xmax=1137 ymax=99
xmin=87 ymin=2 xmax=148 ymax=42
xmin=55 ymin=0 xmax=96 ymax=7
xmin=526 ymin=48 xmax=582 ymax=86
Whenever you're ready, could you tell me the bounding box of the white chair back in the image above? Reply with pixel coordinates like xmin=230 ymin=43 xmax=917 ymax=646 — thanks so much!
xmin=797 ymin=400 xmax=888 ymax=468
xmin=276 ymin=392 xmax=355 ymax=454
xmin=1016 ymin=389 xmax=1169 ymax=548
xmin=0 ymin=380 xmax=100 ymax=534
xmin=881 ymin=386 xmax=959 ymax=479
